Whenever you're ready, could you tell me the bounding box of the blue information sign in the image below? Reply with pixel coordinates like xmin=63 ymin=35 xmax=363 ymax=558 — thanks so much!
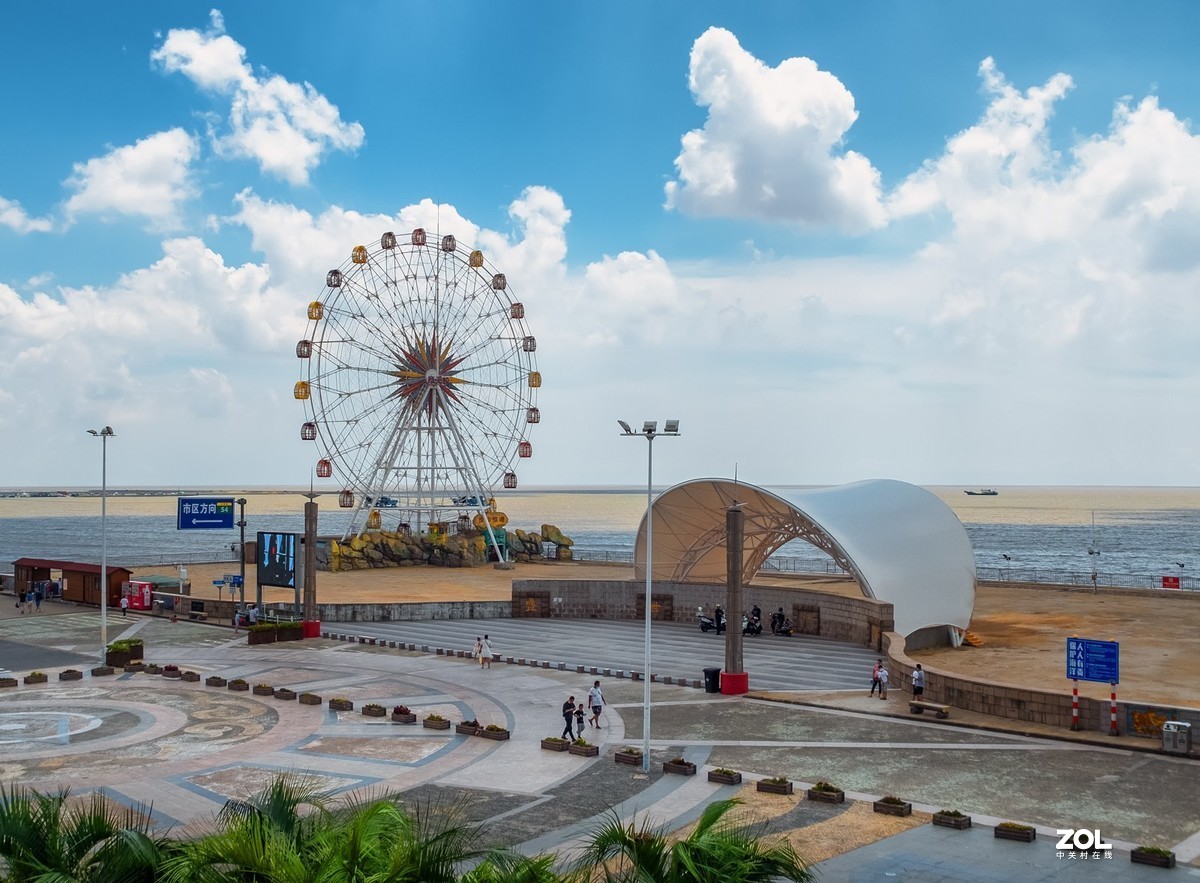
xmin=177 ymin=497 xmax=235 ymax=530
xmin=1066 ymin=637 xmax=1119 ymax=684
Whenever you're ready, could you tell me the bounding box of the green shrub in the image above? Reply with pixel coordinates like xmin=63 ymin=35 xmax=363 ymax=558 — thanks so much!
xmin=248 ymin=623 xmax=277 ymax=633
xmin=811 ymin=781 xmax=840 ymax=792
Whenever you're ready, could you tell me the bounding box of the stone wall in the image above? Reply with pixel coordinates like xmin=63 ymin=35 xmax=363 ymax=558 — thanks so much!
xmin=883 ymin=632 xmax=1200 ymax=739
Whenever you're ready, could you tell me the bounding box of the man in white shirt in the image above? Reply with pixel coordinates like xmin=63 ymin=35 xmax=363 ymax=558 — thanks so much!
xmin=587 ymin=680 xmax=605 ymax=727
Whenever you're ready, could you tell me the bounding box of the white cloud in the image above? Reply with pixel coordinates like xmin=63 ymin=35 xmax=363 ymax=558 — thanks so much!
xmin=0 ymin=196 xmax=53 ymax=234
xmin=664 ymin=27 xmax=885 ymax=231
xmin=152 ymin=10 xmax=364 ymax=185
xmin=64 ymin=128 xmax=199 ymax=227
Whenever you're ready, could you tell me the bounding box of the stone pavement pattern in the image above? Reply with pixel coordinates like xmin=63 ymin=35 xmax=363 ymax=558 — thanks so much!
xmin=0 ymin=607 xmax=1196 ymax=877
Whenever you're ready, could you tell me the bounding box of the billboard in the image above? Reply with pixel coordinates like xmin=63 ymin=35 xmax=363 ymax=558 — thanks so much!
xmin=257 ymin=531 xmax=297 ymax=588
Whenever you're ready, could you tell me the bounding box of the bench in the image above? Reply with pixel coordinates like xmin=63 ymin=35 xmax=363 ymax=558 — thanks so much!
xmin=909 ymin=700 xmax=950 ymax=719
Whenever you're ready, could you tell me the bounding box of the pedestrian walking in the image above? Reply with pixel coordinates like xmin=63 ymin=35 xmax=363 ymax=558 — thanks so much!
xmin=247 ymin=605 xmax=258 ymax=626
xmin=574 ymin=701 xmax=586 ymax=737
xmin=480 ymin=634 xmax=493 ymax=669
xmin=33 ymin=588 xmax=42 ymax=612
xmin=120 ymin=595 xmax=129 ymax=617
xmin=878 ymin=663 xmax=889 ymax=699
xmin=473 ymin=636 xmax=484 ymax=667
xmin=587 ymin=680 xmax=605 ymax=727
xmin=869 ymin=658 xmax=883 ymax=696
xmin=911 ymin=663 xmax=925 ymax=699
xmin=561 ymin=695 xmax=577 ymax=739
xmin=23 ymin=590 xmax=35 ymax=615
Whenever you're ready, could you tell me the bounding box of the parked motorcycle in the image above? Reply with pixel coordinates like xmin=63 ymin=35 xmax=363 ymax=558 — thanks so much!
xmin=742 ymin=614 xmax=763 ymax=636
xmin=697 ymin=608 xmax=718 ymax=632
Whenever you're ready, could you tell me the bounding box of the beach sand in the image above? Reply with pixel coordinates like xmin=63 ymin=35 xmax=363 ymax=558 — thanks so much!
xmin=139 ymin=560 xmax=1200 ymax=708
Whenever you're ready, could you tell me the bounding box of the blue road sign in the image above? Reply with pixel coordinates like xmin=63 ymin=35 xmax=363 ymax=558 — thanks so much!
xmin=1067 ymin=637 xmax=1119 ymax=684
xmin=177 ymin=497 xmax=235 ymax=530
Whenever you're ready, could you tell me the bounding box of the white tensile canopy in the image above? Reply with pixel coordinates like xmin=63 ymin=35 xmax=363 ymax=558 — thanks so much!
xmin=634 ymin=478 xmax=976 ymax=638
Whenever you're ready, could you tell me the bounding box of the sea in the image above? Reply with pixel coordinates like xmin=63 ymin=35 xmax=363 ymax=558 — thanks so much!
xmin=2 ymin=486 xmax=1199 ymax=591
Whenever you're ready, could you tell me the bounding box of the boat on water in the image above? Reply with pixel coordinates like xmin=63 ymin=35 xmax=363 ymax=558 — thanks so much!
xmin=964 ymin=488 xmax=999 ymax=496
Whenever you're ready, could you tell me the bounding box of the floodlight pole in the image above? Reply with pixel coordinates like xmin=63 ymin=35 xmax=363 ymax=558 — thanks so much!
xmin=619 ymin=419 xmax=680 ymax=773
xmin=236 ymin=497 xmax=247 ymax=612
xmin=86 ymin=426 xmax=114 ymax=661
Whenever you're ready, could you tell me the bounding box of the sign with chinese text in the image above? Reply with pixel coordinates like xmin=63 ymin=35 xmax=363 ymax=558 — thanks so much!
xmin=177 ymin=497 xmax=235 ymax=530
xmin=1066 ymin=637 xmax=1119 ymax=684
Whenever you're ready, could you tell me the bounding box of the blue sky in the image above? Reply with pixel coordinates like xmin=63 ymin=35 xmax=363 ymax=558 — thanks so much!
xmin=4 ymin=3 xmax=1200 ymax=491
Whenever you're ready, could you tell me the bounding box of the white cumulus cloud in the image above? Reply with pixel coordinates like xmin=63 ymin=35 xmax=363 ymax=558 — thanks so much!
xmin=64 ymin=128 xmax=199 ymax=227
xmin=664 ymin=27 xmax=885 ymax=232
xmin=152 ymin=9 xmax=364 ymax=185
xmin=0 ymin=196 xmax=53 ymax=234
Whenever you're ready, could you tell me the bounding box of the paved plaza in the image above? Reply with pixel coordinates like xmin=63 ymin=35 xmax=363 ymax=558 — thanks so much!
xmin=0 ymin=604 xmax=1197 ymax=878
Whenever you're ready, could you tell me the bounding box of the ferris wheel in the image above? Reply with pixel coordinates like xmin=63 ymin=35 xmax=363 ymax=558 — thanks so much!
xmin=294 ymin=229 xmax=540 ymax=543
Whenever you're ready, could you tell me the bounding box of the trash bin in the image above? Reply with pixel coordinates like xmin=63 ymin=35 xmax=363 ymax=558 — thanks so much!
xmin=1162 ymin=721 xmax=1192 ymax=755
xmin=703 ymin=667 xmax=721 ymax=693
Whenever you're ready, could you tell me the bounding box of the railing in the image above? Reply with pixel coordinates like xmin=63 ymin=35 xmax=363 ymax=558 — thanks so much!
xmin=121 ymin=550 xmax=241 ymax=567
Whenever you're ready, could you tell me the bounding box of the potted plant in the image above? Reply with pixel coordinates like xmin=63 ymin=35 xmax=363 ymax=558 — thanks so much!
xmin=873 ymin=795 xmax=912 ymax=817
xmin=161 ymin=664 xmax=181 ymax=679
xmin=247 ymin=623 xmax=278 ymax=645
xmin=932 ymin=808 xmax=972 ymax=830
xmin=144 ymin=663 xmax=163 ymax=675
xmin=274 ymin=687 xmax=297 ymax=701
xmin=455 ymin=718 xmax=481 ymax=735
xmin=23 ymin=671 xmax=48 ymax=685
xmin=105 ymin=638 xmax=144 ymax=667
xmin=0 ymin=676 xmax=19 ymax=688
xmin=614 ymin=746 xmax=643 ymax=766
xmin=228 ymin=678 xmax=250 ymax=692
xmin=252 ymin=683 xmax=274 ymax=696
xmin=180 ymin=670 xmax=201 ymax=682
xmin=1130 ymin=846 xmax=1176 ymax=868
xmin=757 ymin=776 xmax=794 ymax=795
xmin=994 ymin=821 xmax=1036 ymax=842
xmin=89 ymin=667 xmax=115 ymax=678
xmin=362 ymin=703 xmax=387 ymax=718
xmin=570 ymin=738 xmax=600 ymax=757
xmin=663 ymin=757 xmax=696 ymax=776
xmin=806 ymin=781 xmax=844 ymax=803
xmin=391 ymin=704 xmax=416 ymax=723
xmin=541 ymin=736 xmax=570 ymax=752
xmin=57 ymin=669 xmax=84 ymax=682
xmin=479 ymin=723 xmax=510 ymax=741
xmin=205 ymin=675 xmax=228 ymax=688
xmin=423 ymin=713 xmax=451 ymax=730
xmin=329 ymin=697 xmax=354 ymax=711
xmin=299 ymin=692 xmax=323 ymax=706
xmin=708 ymin=767 xmax=742 ymax=785
xmin=277 ymin=621 xmax=303 ymax=642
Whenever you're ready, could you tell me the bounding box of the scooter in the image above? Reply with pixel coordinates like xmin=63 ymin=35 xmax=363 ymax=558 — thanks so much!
xmin=742 ymin=614 xmax=763 ymax=636
xmin=698 ymin=608 xmax=718 ymax=632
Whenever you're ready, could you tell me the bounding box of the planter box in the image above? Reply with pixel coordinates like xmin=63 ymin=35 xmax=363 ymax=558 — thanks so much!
xmin=252 ymin=685 xmax=274 ymax=696
xmin=614 ymin=751 xmax=642 ymax=766
xmin=228 ymin=681 xmax=250 ymax=692
xmin=89 ymin=667 xmax=115 ymax=678
xmin=180 ymin=671 xmax=200 ymax=682
xmin=391 ymin=712 xmax=417 ymax=723
xmin=663 ymin=761 xmax=696 ymax=776
xmin=570 ymin=743 xmax=600 ymax=757
xmin=23 ymin=674 xmax=48 ymax=685
xmin=455 ymin=723 xmax=480 ymax=735
xmin=541 ymin=738 xmax=570 ymax=752
xmin=758 ymin=780 xmax=795 ymax=795
xmin=362 ymin=706 xmax=388 ymax=718
xmin=143 ymin=666 xmax=163 ymax=675
xmin=423 ymin=718 xmax=451 ymax=730
xmin=274 ymin=688 xmax=297 ymax=701
xmin=277 ymin=629 xmax=303 ymax=642
xmin=329 ymin=699 xmax=354 ymax=712
xmin=299 ymin=693 xmax=323 ymax=706
xmin=0 ymin=677 xmax=18 ymax=688
xmin=58 ymin=670 xmax=84 ymax=681
xmin=478 ymin=728 xmax=510 ymax=741
xmin=994 ymin=826 xmax=1036 ymax=843
xmin=873 ymin=800 xmax=912 ymax=817
xmin=123 ymin=663 xmax=144 ymax=673
xmin=105 ymin=651 xmax=131 ymax=668
xmin=708 ymin=770 xmax=743 ymax=785
xmin=806 ymin=788 xmax=844 ymax=804
xmin=932 ymin=813 xmax=972 ymax=830
xmin=161 ymin=669 xmax=182 ymax=679
xmin=205 ymin=676 xmax=227 ymax=687
xmin=1130 ymin=848 xmax=1176 ymax=868
xmin=247 ymin=630 xmax=277 ymax=645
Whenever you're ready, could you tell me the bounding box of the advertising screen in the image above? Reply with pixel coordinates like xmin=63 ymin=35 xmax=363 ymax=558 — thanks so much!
xmin=257 ymin=531 xmax=297 ymax=588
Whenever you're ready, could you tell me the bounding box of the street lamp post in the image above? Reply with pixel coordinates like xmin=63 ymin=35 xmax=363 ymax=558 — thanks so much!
xmin=619 ymin=418 xmax=680 ymax=773
xmin=236 ymin=497 xmax=248 ymax=612
xmin=86 ymin=426 xmax=114 ymax=661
